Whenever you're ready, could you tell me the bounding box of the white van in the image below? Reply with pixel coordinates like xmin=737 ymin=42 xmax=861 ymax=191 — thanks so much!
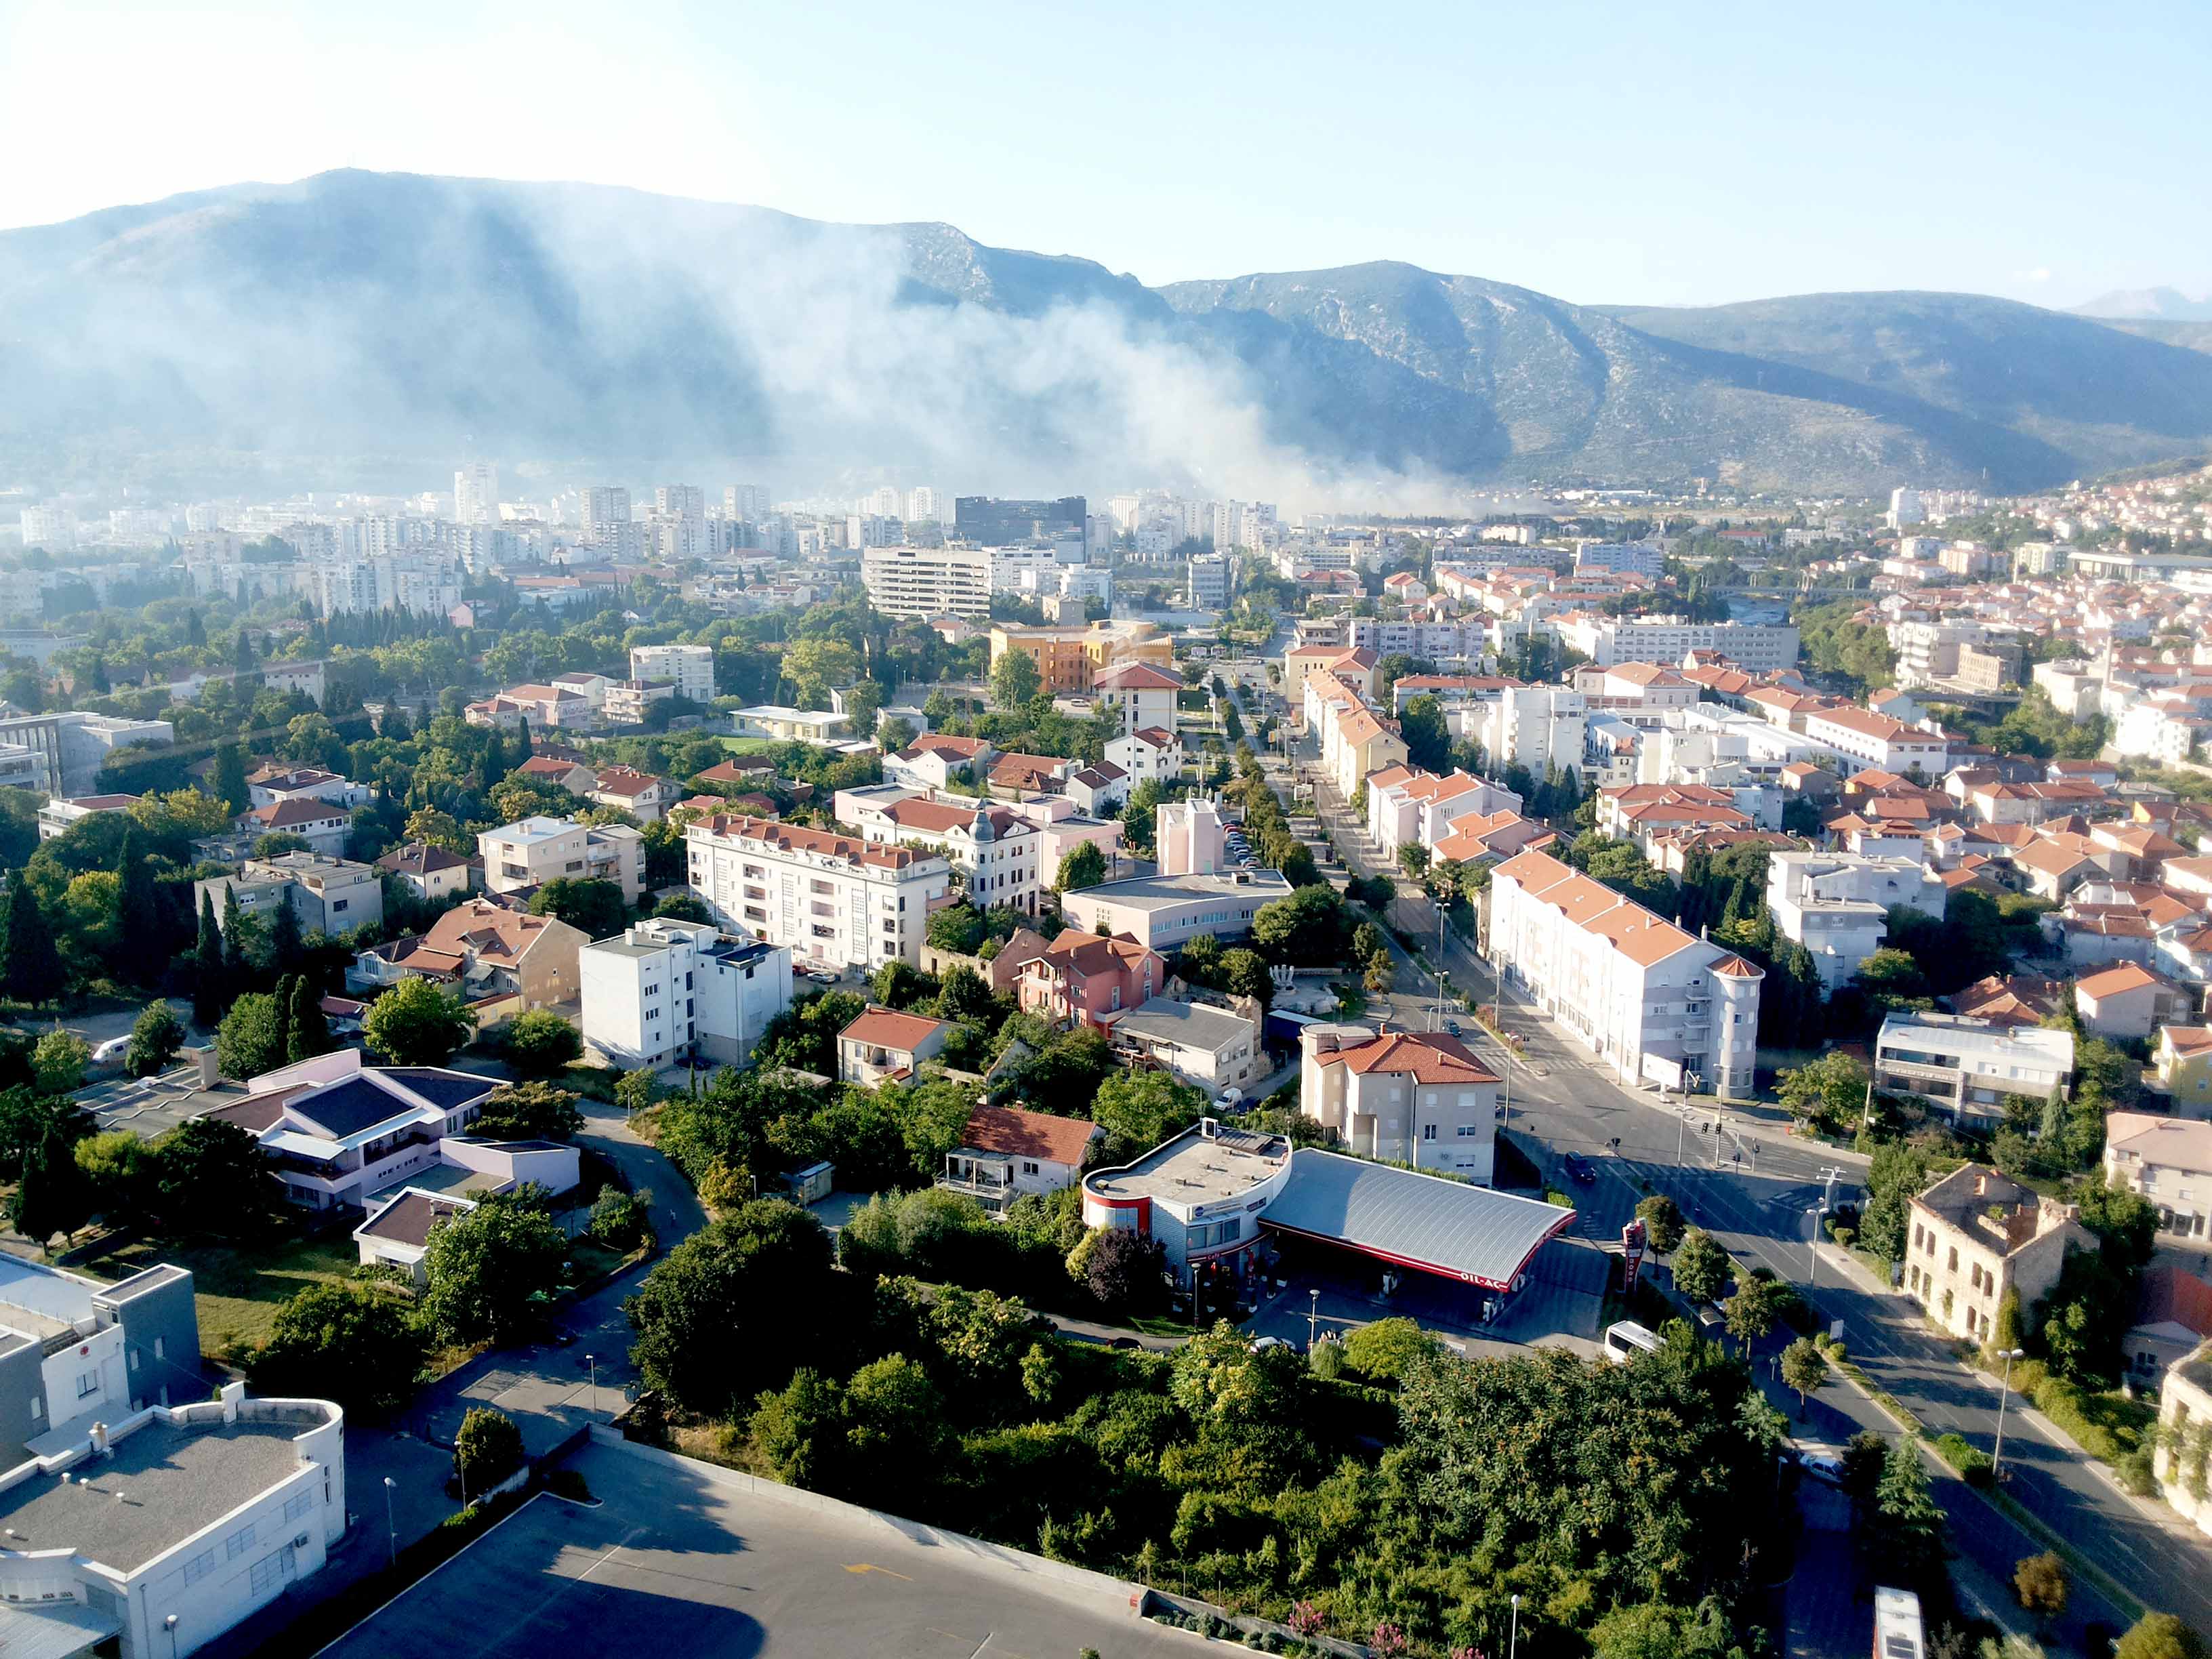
xmin=1601 ymin=1319 xmax=1662 ymax=1364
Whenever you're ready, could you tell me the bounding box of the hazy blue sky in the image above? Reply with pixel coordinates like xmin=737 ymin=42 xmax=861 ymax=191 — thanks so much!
xmin=3 ymin=0 xmax=2205 ymax=308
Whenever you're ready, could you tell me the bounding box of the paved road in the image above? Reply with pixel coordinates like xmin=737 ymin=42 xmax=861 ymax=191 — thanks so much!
xmin=317 ymin=1435 xmax=1214 ymax=1659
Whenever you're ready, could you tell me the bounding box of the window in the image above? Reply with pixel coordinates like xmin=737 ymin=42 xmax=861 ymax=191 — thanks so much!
xmin=28 ymin=1399 xmax=40 ymax=1422
xmin=285 ymin=1490 xmax=314 ymax=1521
xmin=1022 ymin=1161 xmax=1039 ymax=1175
xmin=1457 ymin=1124 xmax=1480 ymax=1137
xmin=178 ymin=1547 xmax=217 ymax=1586
xmin=332 ymin=899 xmax=348 ymax=913
xmin=249 ymin=1552 xmax=285 ymax=1595
xmin=75 ymin=1372 xmax=96 ymax=1399
xmin=225 ymin=1523 xmax=257 ymax=1560
xmin=154 ymin=1337 xmax=164 ymax=1359
xmin=1421 ymin=1124 xmax=1437 ymax=1141
xmin=128 ymin=1350 xmax=138 ymax=1372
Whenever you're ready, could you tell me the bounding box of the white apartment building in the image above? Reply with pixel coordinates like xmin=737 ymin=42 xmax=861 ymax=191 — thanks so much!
xmin=838 ymin=794 xmax=1044 ymax=915
xmin=0 ymin=711 xmax=176 ymax=796
xmin=579 ymin=918 xmax=794 ymax=1070
xmin=1092 ymin=660 xmax=1181 ymax=737
xmin=0 ymin=1385 xmax=346 ymax=1659
xmin=685 ymin=814 xmax=951 ymax=972
xmin=1107 ymin=727 xmax=1182 ymax=788
xmin=862 ymin=543 xmax=993 ymax=619
xmin=304 ymin=554 xmax=461 ymax=617
xmin=453 ymin=462 xmax=499 ymax=525
xmin=1766 ymin=850 xmax=1948 ymax=992
xmin=1299 ymin=1025 xmax=1504 ymax=1181
xmin=628 ymin=644 xmax=716 ymax=703
xmin=1345 ymin=617 xmax=1488 ymax=663
xmin=1364 ymin=766 xmax=1520 ymax=858
xmin=1573 ymin=541 xmax=1665 ymax=578
xmin=2104 ymin=1112 xmax=2212 ymax=1252
xmin=478 ymin=816 xmax=645 ymax=903
xmin=1487 ymin=846 xmax=1764 ymax=1099
xmin=1872 ymin=1012 xmax=2074 ymax=1128
xmin=1801 ymin=707 xmax=1951 ymax=775
xmin=1552 ymin=617 xmax=1800 ymax=674
xmin=1468 ymin=685 xmax=1586 ymax=779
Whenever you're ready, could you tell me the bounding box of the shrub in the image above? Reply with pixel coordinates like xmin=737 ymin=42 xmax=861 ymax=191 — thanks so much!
xmin=587 ymin=1187 xmax=653 ymax=1252
xmin=453 ymin=1407 xmax=525 ymax=1496
xmin=1935 ymin=1431 xmax=1994 ymax=1486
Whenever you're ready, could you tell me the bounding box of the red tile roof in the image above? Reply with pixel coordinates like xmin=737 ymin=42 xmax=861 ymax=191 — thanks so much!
xmin=959 ymin=1104 xmax=1100 ymax=1167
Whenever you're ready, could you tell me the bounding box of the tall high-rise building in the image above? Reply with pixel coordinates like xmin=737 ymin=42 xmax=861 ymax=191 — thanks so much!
xmin=954 ymin=496 xmax=1086 ymax=546
xmin=656 ymin=484 xmax=705 ymax=520
xmin=905 ymin=486 xmax=941 ymax=523
xmin=864 ymin=485 xmax=902 ymax=518
xmin=453 ymin=462 xmax=499 ymax=526
xmin=582 ymin=487 xmax=632 ymax=541
xmin=724 ymin=485 xmax=771 ymax=522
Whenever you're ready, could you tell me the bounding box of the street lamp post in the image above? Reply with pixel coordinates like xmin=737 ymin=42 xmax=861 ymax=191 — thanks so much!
xmin=586 ymin=1353 xmax=598 ymax=1419
xmin=382 ymin=1476 xmax=397 ymax=1568
xmin=1509 ymin=1593 xmax=1522 ymax=1659
xmin=1307 ymin=1289 xmax=1320 ymax=1354
xmin=1992 ymin=1347 xmax=2026 ymax=1480
xmin=164 ymin=1614 xmax=179 ymax=1659
xmin=1805 ymin=1204 xmax=1828 ymax=1289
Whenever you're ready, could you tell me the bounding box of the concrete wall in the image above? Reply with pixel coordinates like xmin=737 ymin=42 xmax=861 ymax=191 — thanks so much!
xmin=101 ymin=1267 xmax=202 ymax=1409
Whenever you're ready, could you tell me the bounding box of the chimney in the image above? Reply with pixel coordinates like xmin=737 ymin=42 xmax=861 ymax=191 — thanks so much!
xmin=89 ymin=1422 xmax=106 ymax=1455
xmin=220 ymin=1381 xmax=244 ymax=1424
xmin=1974 ymin=1173 xmax=1988 ymax=1197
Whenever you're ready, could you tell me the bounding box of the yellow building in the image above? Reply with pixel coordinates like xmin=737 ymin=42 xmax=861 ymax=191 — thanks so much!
xmin=989 ymin=622 xmax=1172 ymax=693
xmin=2155 ymin=1025 xmax=2212 ymax=1116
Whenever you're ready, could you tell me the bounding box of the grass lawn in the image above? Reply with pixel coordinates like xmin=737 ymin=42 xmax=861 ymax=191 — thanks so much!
xmin=75 ymin=1233 xmax=360 ymax=1360
xmin=714 ymin=735 xmax=781 ymax=755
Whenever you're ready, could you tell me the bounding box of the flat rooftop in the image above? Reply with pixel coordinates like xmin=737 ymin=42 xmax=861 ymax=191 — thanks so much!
xmin=1105 ymin=996 xmax=1252 ymax=1052
xmin=1075 ymin=869 xmax=1293 ymax=912
xmin=0 ymin=1412 xmax=321 ymax=1574
xmin=0 ymin=1256 xmax=103 ymax=1339
xmin=318 ymin=1437 xmax=1207 ymax=1659
xmin=1087 ymin=1122 xmax=1288 ymax=1207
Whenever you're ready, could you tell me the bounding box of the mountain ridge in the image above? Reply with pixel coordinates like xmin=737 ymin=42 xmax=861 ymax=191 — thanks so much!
xmin=4 ymin=169 xmax=2212 ymax=498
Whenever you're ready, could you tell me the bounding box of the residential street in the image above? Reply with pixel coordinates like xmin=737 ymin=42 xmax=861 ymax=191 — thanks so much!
xmin=1235 ymin=692 xmax=2212 ymax=1637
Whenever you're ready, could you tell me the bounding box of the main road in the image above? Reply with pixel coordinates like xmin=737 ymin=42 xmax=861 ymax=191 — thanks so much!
xmin=1226 ymin=677 xmax=2212 ymax=1637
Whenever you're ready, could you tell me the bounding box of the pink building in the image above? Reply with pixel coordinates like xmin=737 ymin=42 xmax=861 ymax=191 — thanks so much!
xmin=1018 ymin=928 xmax=1166 ymax=1028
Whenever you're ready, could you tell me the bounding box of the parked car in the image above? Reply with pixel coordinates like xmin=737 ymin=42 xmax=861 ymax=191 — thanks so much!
xmin=1562 ymin=1152 xmax=1596 ymax=1184
xmin=1445 ymin=1019 xmax=1462 ymax=1037
xmin=90 ymin=1036 xmax=133 ymax=1065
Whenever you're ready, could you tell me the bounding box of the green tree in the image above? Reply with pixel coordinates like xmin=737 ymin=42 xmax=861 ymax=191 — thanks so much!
xmin=1860 ymin=1142 xmax=1933 ymax=1261
xmin=190 ymin=890 xmax=224 ymax=1026
xmin=248 ymin=1282 xmax=428 ymax=1419
xmin=11 ymin=1105 xmax=89 ymax=1246
xmin=1723 ymin=1273 xmax=1783 ymax=1346
xmin=529 ymin=878 xmax=628 ymax=939
xmin=1854 ymin=947 xmax=1930 ymax=1011
xmin=587 ymin=1187 xmax=653 ymax=1251
xmin=1363 ymin=949 xmax=1395 ymax=996
xmin=623 ymin=1200 xmax=841 ymax=1417
xmin=1251 ymin=884 xmax=1353 ymax=965
xmin=453 ymin=1406 xmax=526 ymax=1497
xmin=989 ymin=648 xmax=1042 ymax=710
xmin=1 ymin=878 xmax=65 ymax=1010
xmin=1090 ymin=1069 xmax=1204 ymax=1164
xmin=1780 ymin=1336 xmax=1828 ymax=1411
xmin=748 ymin=1367 xmax=847 ymax=1489
xmin=420 ymin=1191 xmax=571 ymax=1344
xmin=74 ymin=1128 xmax=157 ymax=1225
xmin=2013 ymin=1553 xmax=2069 ymax=1622
xmin=268 ymin=893 xmax=304 ymax=976
xmin=613 ymin=1067 xmax=656 ymax=1118
xmin=1056 ymin=842 xmax=1107 ymax=893
xmin=362 ymin=978 xmax=477 ymax=1066
xmin=1218 ymin=947 xmax=1273 ymax=1010
xmin=216 ymin=992 xmax=285 ymax=1080
xmin=213 ymin=743 xmax=250 ymax=814
xmin=1397 ymin=843 xmax=1431 ymax=878
xmin=1672 ymin=1229 xmax=1732 ymax=1305
xmin=1776 ymin=1052 xmax=1869 ymax=1134
xmin=1341 ymin=1317 xmax=1443 ymax=1383
xmin=2115 ymin=1614 xmax=2211 ymax=1659
xmin=126 ymin=1000 xmax=184 ymax=1078
xmin=1868 ymin=1436 xmax=1946 ymax=1576
xmin=472 ymin=1082 xmax=584 ymax=1143
xmin=1398 ymin=695 xmax=1450 ymax=772
xmin=501 ymin=1010 xmax=583 ymax=1078
xmin=112 ymin=827 xmax=160 ymax=975
xmin=30 ymin=1029 xmax=89 ymax=1097
xmin=156 ymin=1116 xmax=274 ymax=1237
xmin=869 ymin=958 xmax=933 ymax=1010
xmin=842 ymin=1352 xmax=948 ymax=1511
xmin=287 ymin=977 xmax=331 ymax=1064
xmin=1635 ymin=1193 xmax=1686 ymax=1254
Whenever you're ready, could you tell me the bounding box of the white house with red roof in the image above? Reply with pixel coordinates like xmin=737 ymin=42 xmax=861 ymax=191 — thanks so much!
xmin=585 ymin=764 xmax=684 ymax=823
xmin=1299 ymin=1025 xmax=1505 ymax=1180
xmin=836 ymin=1005 xmax=951 ymax=1086
xmin=1488 ymin=846 xmax=1763 ymax=1099
xmin=237 ymin=795 xmax=352 ymax=857
xmin=684 ymin=813 xmax=951 ymax=971
xmin=884 ymin=733 xmax=996 ymax=792
xmin=1364 ymin=766 xmax=1521 ymax=858
xmin=1106 ymin=726 xmax=1182 ymax=788
xmin=1092 ymin=659 xmax=1183 ymax=737
xmin=939 ymin=1103 xmax=1102 ymax=1212
xmin=853 ymin=794 xmax=1044 ymax=914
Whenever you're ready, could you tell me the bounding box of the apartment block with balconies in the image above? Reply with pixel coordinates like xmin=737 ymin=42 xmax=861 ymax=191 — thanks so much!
xmin=478 ymin=815 xmax=644 ymax=903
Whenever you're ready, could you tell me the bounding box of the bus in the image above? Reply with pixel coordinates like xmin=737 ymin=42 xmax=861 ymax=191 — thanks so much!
xmin=1873 ymin=1586 xmax=1923 ymax=1659
xmin=1601 ymin=1320 xmax=1662 ymax=1364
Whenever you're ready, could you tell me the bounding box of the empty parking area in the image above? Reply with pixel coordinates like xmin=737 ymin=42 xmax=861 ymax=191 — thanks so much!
xmin=316 ymin=1435 xmax=1212 ymax=1659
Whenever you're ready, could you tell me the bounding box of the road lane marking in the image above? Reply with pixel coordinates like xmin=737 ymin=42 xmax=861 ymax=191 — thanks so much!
xmin=846 ymin=1562 xmax=914 ymax=1580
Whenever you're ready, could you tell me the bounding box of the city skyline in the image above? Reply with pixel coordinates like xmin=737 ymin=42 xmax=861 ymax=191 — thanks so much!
xmin=1 ymin=0 xmax=2207 ymax=310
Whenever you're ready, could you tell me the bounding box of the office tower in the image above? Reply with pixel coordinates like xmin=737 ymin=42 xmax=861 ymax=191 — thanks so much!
xmin=953 ymin=496 xmax=1087 ymax=545
xmin=582 ymin=487 xmax=632 ymax=541
xmin=453 ymin=462 xmax=499 ymax=526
